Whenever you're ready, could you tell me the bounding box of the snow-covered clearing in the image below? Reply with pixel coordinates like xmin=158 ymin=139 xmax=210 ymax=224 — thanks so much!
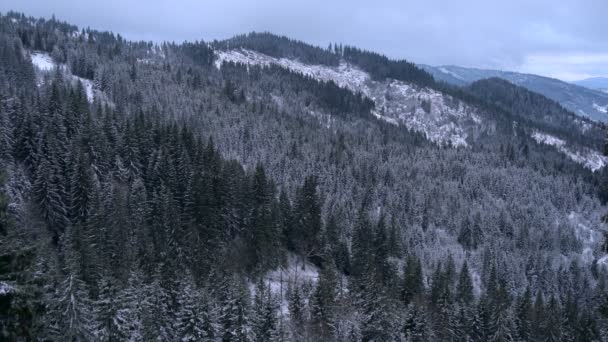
xmin=251 ymin=254 xmax=319 ymax=315
xmin=31 ymin=52 xmax=59 ymax=72
xmin=216 ymin=49 xmax=483 ymax=147
xmin=531 ymin=131 xmax=606 ymax=171
xmin=593 ymin=102 xmax=608 ymax=114
xmin=29 ymin=51 xmax=96 ymax=103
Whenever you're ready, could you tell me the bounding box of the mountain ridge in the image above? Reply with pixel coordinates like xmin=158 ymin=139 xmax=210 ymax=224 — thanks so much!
xmin=2 ymin=11 xmax=608 ymax=341
xmin=421 ymin=64 xmax=608 ymax=122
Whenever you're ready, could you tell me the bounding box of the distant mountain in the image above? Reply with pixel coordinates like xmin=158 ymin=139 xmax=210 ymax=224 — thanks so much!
xmin=420 ymin=64 xmax=608 ymax=122
xmin=573 ymin=77 xmax=608 ymax=91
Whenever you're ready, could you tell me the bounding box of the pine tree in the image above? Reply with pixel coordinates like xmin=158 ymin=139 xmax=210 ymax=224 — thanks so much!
xmin=457 ymin=260 xmax=474 ymax=305
xmin=401 ymin=254 xmax=424 ymax=306
xmin=372 ymin=215 xmax=394 ymax=289
xmin=175 ymin=276 xmax=207 ymax=341
xmin=47 ymin=230 xmax=97 ymax=341
xmin=542 ymin=295 xmax=564 ymax=342
xmin=531 ymin=291 xmax=544 ymax=341
xmin=515 ymin=287 xmax=532 ymax=341
xmin=291 ymin=175 xmax=322 ymax=259
xmin=220 ymin=276 xmax=251 ymax=342
xmin=113 ymin=270 xmax=145 ymax=341
xmin=310 ymin=260 xmax=338 ymax=340
xmin=141 ymin=274 xmax=175 ymax=341
xmin=458 ymin=214 xmax=484 ymax=250
xmin=252 ymin=280 xmax=280 ymax=342
xmin=402 ymin=304 xmax=435 ymax=342
xmin=248 ymin=164 xmax=283 ymax=272
xmin=33 ymin=153 xmax=68 ymax=241
xmin=288 ymin=283 xmax=305 ymax=326
xmin=350 ymin=210 xmax=373 ymax=279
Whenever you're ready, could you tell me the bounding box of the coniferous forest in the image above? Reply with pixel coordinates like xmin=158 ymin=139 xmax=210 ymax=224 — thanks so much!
xmin=2 ymin=11 xmax=608 ymax=341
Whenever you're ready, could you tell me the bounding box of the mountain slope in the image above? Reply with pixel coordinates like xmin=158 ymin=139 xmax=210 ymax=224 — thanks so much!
xmin=421 ymin=64 xmax=608 ymax=122
xmin=217 ymin=48 xmax=605 ymax=169
xmin=573 ymin=77 xmax=608 ymax=90
xmin=2 ymin=12 xmax=608 ymax=341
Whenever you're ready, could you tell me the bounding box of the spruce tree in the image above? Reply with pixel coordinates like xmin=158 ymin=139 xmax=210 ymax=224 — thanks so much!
xmin=310 ymin=260 xmax=338 ymax=340
xmin=252 ymin=280 xmax=280 ymax=342
xmin=457 ymin=260 xmax=474 ymax=305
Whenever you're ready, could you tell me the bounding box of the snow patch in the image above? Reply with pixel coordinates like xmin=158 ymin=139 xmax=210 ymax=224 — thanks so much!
xmin=592 ymin=103 xmax=608 ymax=114
xmin=531 ymin=131 xmax=566 ymax=148
xmin=532 ymin=131 xmax=606 ymax=171
xmin=31 ymin=52 xmax=58 ymax=72
xmin=216 ymin=49 xmax=369 ymax=93
xmin=0 ymin=281 xmax=14 ymax=295
xmin=259 ymin=254 xmax=319 ymax=315
xmin=72 ymin=76 xmax=94 ymax=102
xmin=598 ymin=255 xmax=608 ymax=269
xmin=30 ymin=52 xmax=97 ymax=103
xmin=216 ymin=49 xmax=482 ymax=146
xmin=438 ymin=67 xmax=465 ymax=81
xmin=569 ymin=212 xmax=602 ymax=264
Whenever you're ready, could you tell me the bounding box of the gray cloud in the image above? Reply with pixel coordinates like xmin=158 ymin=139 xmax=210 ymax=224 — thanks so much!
xmin=2 ymin=0 xmax=607 ymax=81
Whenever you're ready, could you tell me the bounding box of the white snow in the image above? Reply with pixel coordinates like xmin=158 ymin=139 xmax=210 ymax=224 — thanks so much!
xmin=0 ymin=281 xmax=14 ymax=295
xmin=72 ymin=76 xmax=94 ymax=102
xmin=598 ymin=255 xmax=608 ymax=269
xmin=216 ymin=49 xmax=369 ymax=93
xmin=29 ymin=52 xmax=97 ymax=103
xmin=256 ymin=254 xmax=319 ymax=315
xmin=216 ymin=49 xmax=482 ymax=147
xmin=592 ymin=102 xmax=608 ymax=114
xmin=531 ymin=131 xmax=566 ymax=148
xmin=569 ymin=212 xmax=602 ymax=264
xmin=438 ymin=67 xmax=465 ymax=81
xmin=31 ymin=52 xmax=57 ymax=72
xmin=531 ymin=131 xmax=607 ymax=171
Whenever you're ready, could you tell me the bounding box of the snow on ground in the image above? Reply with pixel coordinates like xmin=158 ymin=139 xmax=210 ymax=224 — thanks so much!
xmin=593 ymin=102 xmax=608 ymax=114
xmin=72 ymin=76 xmax=94 ymax=102
xmin=216 ymin=49 xmax=482 ymax=146
xmin=0 ymin=281 xmax=14 ymax=295
xmin=216 ymin=49 xmax=369 ymax=93
xmin=438 ymin=67 xmax=465 ymax=81
xmin=31 ymin=52 xmax=58 ymax=72
xmin=569 ymin=212 xmax=602 ymax=264
xmin=531 ymin=131 xmax=566 ymax=148
xmin=252 ymin=254 xmax=319 ymax=315
xmin=531 ymin=131 xmax=607 ymax=171
xmin=29 ymin=52 xmax=97 ymax=103
xmin=598 ymin=255 xmax=608 ymax=269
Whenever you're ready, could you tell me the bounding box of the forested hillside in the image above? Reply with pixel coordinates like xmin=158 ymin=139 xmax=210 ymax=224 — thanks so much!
xmin=1 ymin=11 xmax=608 ymax=341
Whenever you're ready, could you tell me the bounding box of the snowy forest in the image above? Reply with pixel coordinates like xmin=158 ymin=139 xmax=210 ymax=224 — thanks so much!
xmin=1 ymin=11 xmax=608 ymax=341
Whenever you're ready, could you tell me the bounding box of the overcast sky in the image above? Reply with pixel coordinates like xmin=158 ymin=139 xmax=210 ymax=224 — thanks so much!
xmin=2 ymin=0 xmax=607 ymax=81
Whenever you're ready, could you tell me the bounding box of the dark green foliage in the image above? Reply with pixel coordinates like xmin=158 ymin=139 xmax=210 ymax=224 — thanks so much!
xmin=401 ymin=255 xmax=424 ymax=306
xmin=468 ymin=77 xmax=604 ymax=148
xmin=214 ymin=32 xmax=340 ymax=66
xmin=310 ymin=260 xmax=338 ymax=339
xmin=342 ymin=45 xmax=435 ymax=87
xmin=180 ymin=40 xmax=215 ymax=67
xmin=456 ymin=260 xmax=474 ymax=305
xmin=0 ymin=11 xmax=605 ymax=341
xmin=290 ymin=175 xmax=322 ymax=259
